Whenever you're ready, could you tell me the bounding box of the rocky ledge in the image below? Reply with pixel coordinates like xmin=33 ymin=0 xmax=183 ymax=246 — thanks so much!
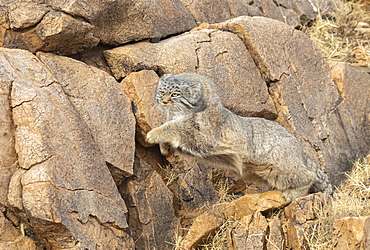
xmin=0 ymin=0 xmax=369 ymax=249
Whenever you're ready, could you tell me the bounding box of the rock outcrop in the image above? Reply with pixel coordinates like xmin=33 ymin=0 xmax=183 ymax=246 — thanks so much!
xmin=1 ymin=0 xmax=319 ymax=55
xmin=1 ymin=48 xmax=135 ymax=249
xmin=180 ymin=190 xmax=288 ymax=249
xmin=0 ymin=0 xmax=369 ymax=249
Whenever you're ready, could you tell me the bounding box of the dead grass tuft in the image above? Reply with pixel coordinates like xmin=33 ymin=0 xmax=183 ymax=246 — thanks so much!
xmin=198 ymin=220 xmax=232 ymax=250
xmin=211 ymin=169 xmax=240 ymax=204
xmin=332 ymin=156 xmax=370 ymax=218
xmin=304 ymin=0 xmax=370 ymax=67
xmin=305 ymin=155 xmax=370 ymax=249
xmin=159 ymin=163 xmax=179 ymax=186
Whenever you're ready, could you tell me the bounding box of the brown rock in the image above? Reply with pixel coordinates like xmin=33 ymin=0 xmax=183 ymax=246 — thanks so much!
xmin=266 ymin=217 xmax=285 ymax=250
xmin=46 ymin=0 xmax=196 ymax=45
xmin=1 ymin=48 xmax=134 ymax=249
xmin=180 ymin=0 xmax=303 ymax=28
xmin=7 ymin=168 xmax=25 ymax=210
xmin=72 ymin=45 xmax=114 ymax=75
xmin=0 ymin=236 xmax=37 ymax=250
xmin=37 ymin=52 xmax=135 ymax=179
xmin=104 ymin=31 xmax=205 ymax=79
xmin=4 ymin=28 xmax=44 ymax=53
xmin=0 ymin=55 xmax=17 ymax=207
xmin=283 ymin=192 xmax=332 ymax=249
xmin=8 ymin=2 xmax=49 ymax=30
xmin=180 ymin=0 xmax=233 ymax=24
xmin=0 ymin=205 xmax=40 ymax=249
xmin=228 ymin=212 xmax=268 ymax=249
xmin=252 ymin=0 xmax=287 ymax=24
xmin=318 ymin=61 xmax=370 ymax=183
xmin=121 ymin=70 xmax=165 ymax=146
xmin=120 ymin=157 xmax=181 ymax=250
xmin=180 ymin=211 xmax=224 ymax=249
xmin=0 ymin=6 xmax=9 ymax=47
xmin=0 ymin=208 xmax=22 ymax=242
xmin=220 ymin=190 xmax=288 ymax=219
xmin=181 ymin=190 xmax=287 ymax=249
xmin=227 ymin=0 xmax=263 ymax=17
xmin=1 ymin=0 xmax=320 ymax=55
xmin=35 ymin=11 xmax=99 ymax=54
xmin=332 ymin=216 xmax=370 ymax=249
xmin=4 ymin=10 xmax=99 ymax=55
xmin=280 ymin=7 xmax=301 ymax=28
xmin=105 ymin=29 xmax=277 ymax=119
xmin=329 ymin=62 xmax=370 ymax=162
xmin=166 ymin=151 xmax=218 ymax=214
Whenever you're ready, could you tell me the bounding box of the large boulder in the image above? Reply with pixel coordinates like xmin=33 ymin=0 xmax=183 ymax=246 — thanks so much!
xmin=4 ymin=8 xmax=99 ymax=55
xmin=180 ymin=190 xmax=288 ymax=249
xmin=44 ymin=0 xmax=196 ymax=45
xmin=0 ymin=0 xmax=320 ymax=55
xmin=105 ymin=28 xmax=277 ymax=119
xmin=37 ymin=52 xmax=136 ymax=179
xmin=0 ymin=48 xmax=135 ymax=249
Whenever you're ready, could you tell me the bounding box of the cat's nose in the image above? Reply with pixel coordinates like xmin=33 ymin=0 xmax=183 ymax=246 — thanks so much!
xmin=161 ymin=97 xmax=171 ymax=104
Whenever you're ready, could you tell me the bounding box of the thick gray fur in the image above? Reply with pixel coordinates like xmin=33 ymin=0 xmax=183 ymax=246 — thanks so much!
xmin=147 ymin=72 xmax=333 ymax=201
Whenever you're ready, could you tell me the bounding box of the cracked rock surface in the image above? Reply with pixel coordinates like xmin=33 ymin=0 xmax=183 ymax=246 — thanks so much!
xmin=0 ymin=1 xmax=369 ymax=249
xmin=1 ymin=48 xmax=135 ymax=249
xmin=1 ymin=0 xmax=321 ymax=55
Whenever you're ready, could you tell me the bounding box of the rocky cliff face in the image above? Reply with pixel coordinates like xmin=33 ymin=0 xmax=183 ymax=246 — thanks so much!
xmin=0 ymin=0 xmax=369 ymax=249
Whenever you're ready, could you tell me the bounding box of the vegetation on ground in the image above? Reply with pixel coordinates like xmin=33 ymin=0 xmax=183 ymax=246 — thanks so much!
xmin=304 ymin=0 xmax=370 ymax=68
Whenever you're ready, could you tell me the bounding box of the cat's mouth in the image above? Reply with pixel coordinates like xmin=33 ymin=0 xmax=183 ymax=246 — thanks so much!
xmin=160 ymin=101 xmax=173 ymax=107
xmin=160 ymin=97 xmax=173 ymax=106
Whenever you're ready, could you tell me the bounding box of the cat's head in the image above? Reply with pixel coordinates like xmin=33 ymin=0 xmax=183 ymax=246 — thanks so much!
xmin=155 ymin=73 xmax=207 ymax=116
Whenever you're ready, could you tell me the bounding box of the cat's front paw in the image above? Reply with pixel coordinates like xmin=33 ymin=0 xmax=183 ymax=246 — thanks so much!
xmin=146 ymin=127 xmax=164 ymax=144
xmin=159 ymin=143 xmax=173 ymax=156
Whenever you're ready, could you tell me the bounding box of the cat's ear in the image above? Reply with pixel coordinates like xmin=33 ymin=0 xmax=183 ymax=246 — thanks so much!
xmin=159 ymin=74 xmax=173 ymax=81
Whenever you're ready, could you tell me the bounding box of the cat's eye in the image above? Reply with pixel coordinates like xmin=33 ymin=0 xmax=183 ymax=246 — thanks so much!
xmin=171 ymin=93 xmax=180 ymax=97
xmin=159 ymin=91 xmax=165 ymax=96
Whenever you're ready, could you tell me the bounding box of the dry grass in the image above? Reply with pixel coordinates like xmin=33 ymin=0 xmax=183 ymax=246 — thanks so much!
xmin=198 ymin=220 xmax=232 ymax=250
xmin=304 ymin=0 xmax=370 ymax=67
xmin=159 ymin=163 xmax=180 ymax=186
xmin=211 ymin=169 xmax=240 ymax=204
xmin=167 ymin=226 xmax=185 ymax=250
xmin=305 ymin=155 xmax=370 ymax=249
xmin=333 ymin=157 xmax=370 ymax=218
